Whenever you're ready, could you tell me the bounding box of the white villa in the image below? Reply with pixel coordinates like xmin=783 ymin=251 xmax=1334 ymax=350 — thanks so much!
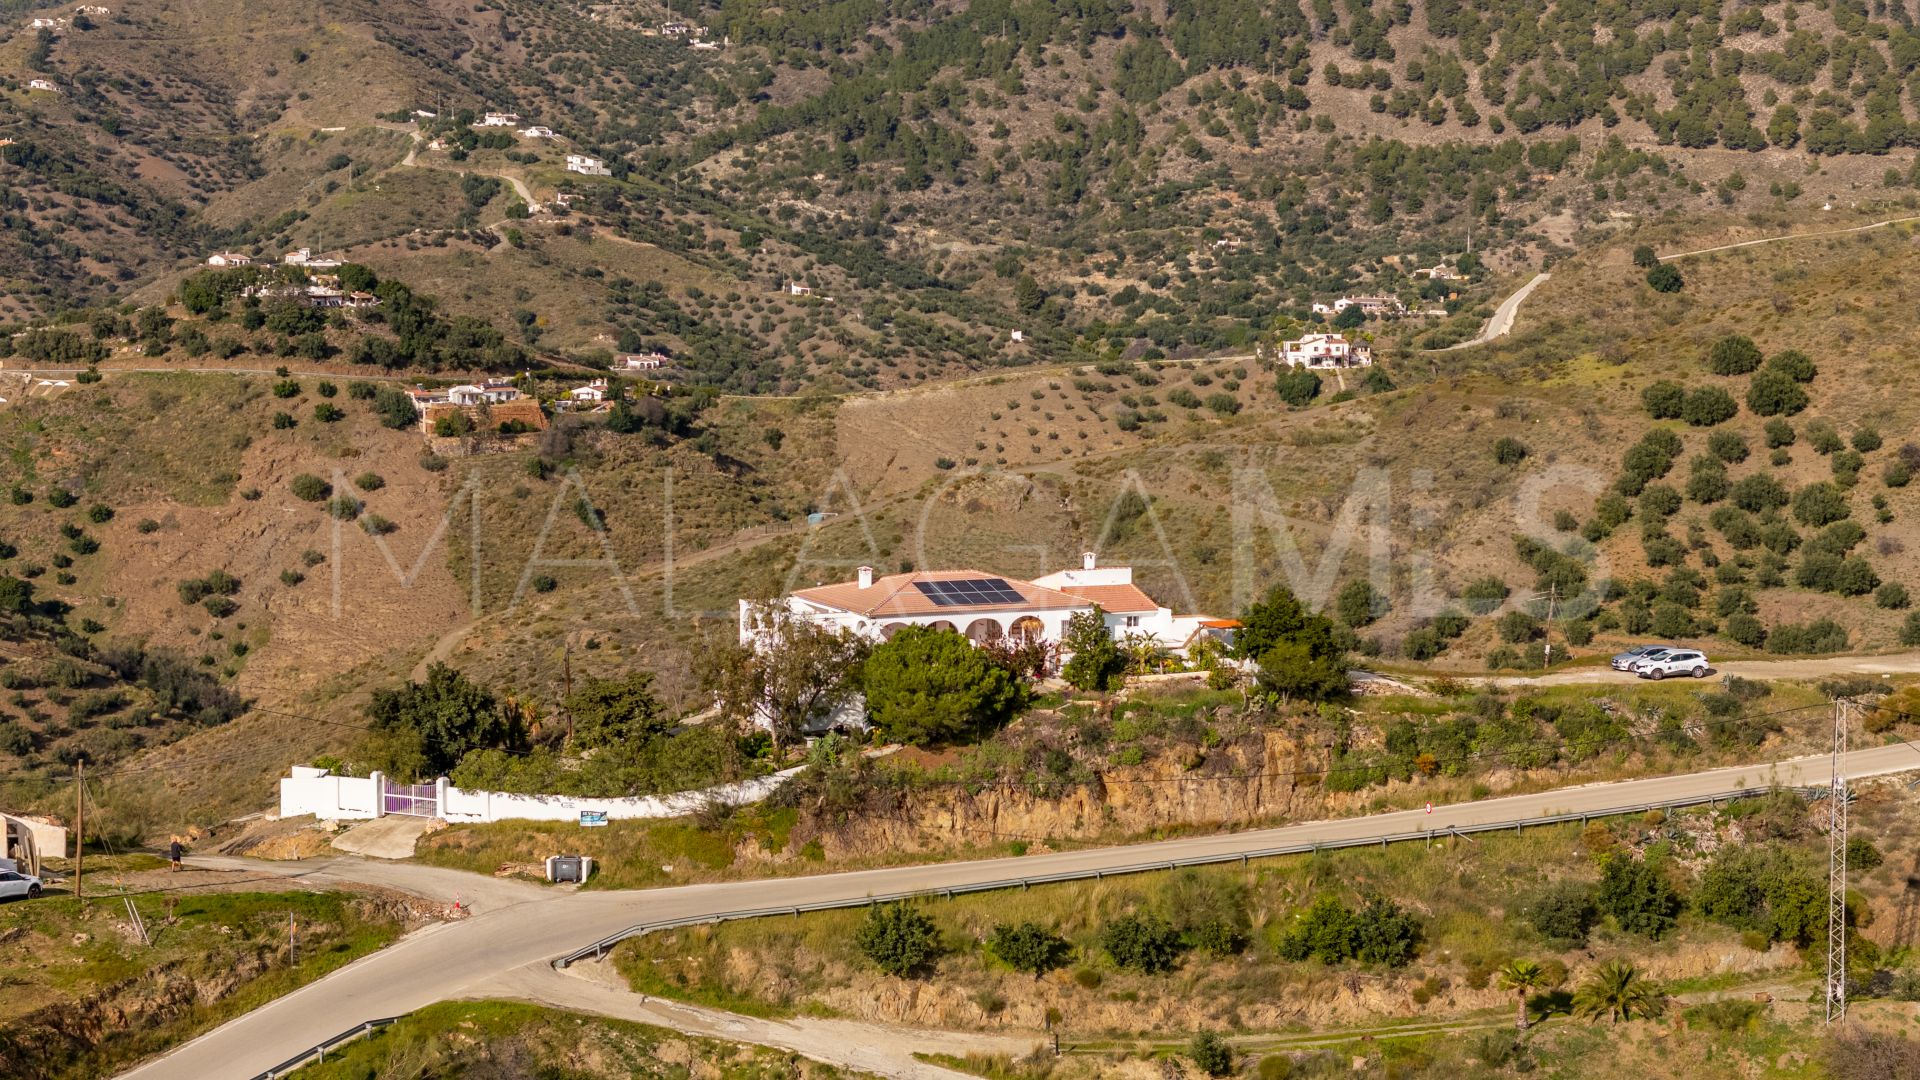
xmin=619 ymin=352 xmax=668 ymax=370
xmin=743 ymin=553 xmax=1225 ymax=654
xmin=447 ymin=379 xmax=522 ymax=406
xmin=1281 ymin=332 xmax=1372 ymax=368
xmin=282 ymin=248 xmax=341 ymax=270
xmin=26 ymin=78 xmax=62 ymax=93
xmin=521 ymin=126 xmax=556 ymax=139
xmin=206 ymin=252 xmax=253 ymax=267
xmin=1310 ymin=295 xmax=1402 ymax=317
xmin=478 ymin=111 xmax=520 ymax=127
xmin=566 ymin=154 xmax=610 ymax=176
xmin=568 ymin=378 xmax=611 ymax=403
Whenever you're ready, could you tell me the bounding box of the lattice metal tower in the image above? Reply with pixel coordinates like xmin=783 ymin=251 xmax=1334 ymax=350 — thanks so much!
xmin=1826 ymin=698 xmax=1851 ymax=1024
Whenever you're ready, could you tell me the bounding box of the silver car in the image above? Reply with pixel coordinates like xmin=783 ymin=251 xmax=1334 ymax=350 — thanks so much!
xmin=0 ymin=868 xmax=43 ymax=901
xmin=1610 ymin=644 xmax=1673 ymax=671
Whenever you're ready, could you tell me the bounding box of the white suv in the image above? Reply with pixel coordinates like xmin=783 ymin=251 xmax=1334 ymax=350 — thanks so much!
xmin=0 ymin=868 xmax=43 ymax=901
xmin=1635 ymin=649 xmax=1710 ymax=680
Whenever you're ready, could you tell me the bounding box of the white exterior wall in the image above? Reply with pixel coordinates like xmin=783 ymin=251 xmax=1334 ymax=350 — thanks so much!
xmin=739 ymin=597 xmax=1086 ymax=648
xmin=279 ymin=765 xmax=384 ymax=820
xmin=278 ymin=764 xmax=807 ymax=824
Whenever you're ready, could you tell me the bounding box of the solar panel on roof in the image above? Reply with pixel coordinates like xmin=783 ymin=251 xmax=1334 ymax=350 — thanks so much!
xmin=912 ymin=578 xmax=1026 ymax=607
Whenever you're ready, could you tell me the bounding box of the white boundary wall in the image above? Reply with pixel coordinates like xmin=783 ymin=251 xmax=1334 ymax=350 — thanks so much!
xmin=277 ymin=764 xmax=808 ymax=824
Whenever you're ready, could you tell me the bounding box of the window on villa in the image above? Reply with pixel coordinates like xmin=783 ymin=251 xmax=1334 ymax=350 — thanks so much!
xmin=1125 ymin=616 xmax=1140 ymax=628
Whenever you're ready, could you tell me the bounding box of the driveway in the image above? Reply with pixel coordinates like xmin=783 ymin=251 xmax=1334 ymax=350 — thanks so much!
xmin=1434 ymin=272 xmax=1548 ymax=350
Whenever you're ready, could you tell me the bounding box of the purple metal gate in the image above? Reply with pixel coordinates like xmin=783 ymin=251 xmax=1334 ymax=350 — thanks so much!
xmin=382 ymin=781 xmax=437 ymax=817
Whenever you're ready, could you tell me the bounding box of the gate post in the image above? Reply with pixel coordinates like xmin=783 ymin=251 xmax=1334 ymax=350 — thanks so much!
xmin=370 ymin=771 xmax=387 ymax=818
xmin=435 ymin=776 xmax=450 ymax=820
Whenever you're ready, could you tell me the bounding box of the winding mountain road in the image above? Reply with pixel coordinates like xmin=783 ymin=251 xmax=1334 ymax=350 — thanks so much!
xmin=119 ymin=741 xmax=1920 ymax=1080
xmin=1434 ymin=271 xmax=1549 ymax=351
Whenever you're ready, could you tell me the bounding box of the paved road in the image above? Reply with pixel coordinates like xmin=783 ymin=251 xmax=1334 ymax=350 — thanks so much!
xmin=119 ymin=742 xmax=1920 ymax=1080
xmin=1435 ymin=272 xmax=1549 ymax=351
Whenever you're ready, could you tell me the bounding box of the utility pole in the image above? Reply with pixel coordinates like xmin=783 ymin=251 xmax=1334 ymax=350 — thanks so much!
xmin=1541 ymin=581 xmax=1559 ymax=668
xmin=290 ymin=912 xmax=298 ymax=967
xmin=561 ymin=637 xmax=574 ymax=746
xmin=73 ymin=758 xmax=84 ymax=905
xmin=1826 ymin=697 xmax=1850 ymax=1024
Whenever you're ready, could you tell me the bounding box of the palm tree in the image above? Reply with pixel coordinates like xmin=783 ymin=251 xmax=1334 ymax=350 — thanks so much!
xmin=1498 ymin=958 xmax=1547 ymax=1030
xmin=1572 ymin=960 xmax=1666 ymax=1023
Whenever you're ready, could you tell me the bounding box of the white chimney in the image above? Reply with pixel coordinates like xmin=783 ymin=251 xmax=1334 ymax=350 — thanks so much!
xmin=1082 ymin=551 xmax=1097 ymax=571
xmin=857 ymin=566 xmax=874 ymax=589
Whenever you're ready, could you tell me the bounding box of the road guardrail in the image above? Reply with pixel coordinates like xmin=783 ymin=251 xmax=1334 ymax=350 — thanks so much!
xmin=549 ymin=784 xmax=1799 ymax=969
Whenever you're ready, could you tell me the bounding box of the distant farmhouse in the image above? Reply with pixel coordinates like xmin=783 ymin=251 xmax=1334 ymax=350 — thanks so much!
xmin=618 ymin=352 xmax=669 ymax=370
xmin=1281 ymin=332 xmax=1372 ymax=368
xmin=1311 ymin=295 xmax=1403 ymax=318
xmin=410 ymin=380 xmax=545 ymax=437
xmin=565 ymin=154 xmax=610 ymax=176
xmin=206 ymin=252 xmax=253 ymax=267
xmin=477 ymin=111 xmax=520 ymax=127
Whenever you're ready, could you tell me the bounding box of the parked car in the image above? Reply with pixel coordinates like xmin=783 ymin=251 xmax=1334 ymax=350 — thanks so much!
xmin=0 ymin=868 xmax=43 ymax=901
xmin=1636 ymin=649 xmax=1711 ymax=680
xmin=1610 ymin=644 xmax=1676 ymax=671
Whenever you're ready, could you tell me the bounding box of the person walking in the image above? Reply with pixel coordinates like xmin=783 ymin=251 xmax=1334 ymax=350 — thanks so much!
xmin=168 ymin=836 xmax=184 ymax=873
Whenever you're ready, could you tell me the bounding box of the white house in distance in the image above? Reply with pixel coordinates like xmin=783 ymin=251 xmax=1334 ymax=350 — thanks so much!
xmin=619 ymin=352 xmax=668 ymax=371
xmin=478 ymin=111 xmax=520 ymax=127
xmin=206 ymin=252 xmax=253 ymax=267
xmin=744 ymin=553 xmax=1221 ymax=654
xmin=446 ymin=379 xmax=522 ymax=406
xmin=568 ymin=378 xmax=611 ymax=403
xmin=26 ymin=79 xmax=61 ymax=93
xmin=521 ymin=126 xmax=556 ymax=139
xmin=1310 ymin=295 xmax=1403 ymax=317
xmin=566 ymin=154 xmax=610 ymax=176
xmin=1281 ymin=332 xmax=1372 ymax=369
xmin=282 ymin=247 xmax=342 ymax=270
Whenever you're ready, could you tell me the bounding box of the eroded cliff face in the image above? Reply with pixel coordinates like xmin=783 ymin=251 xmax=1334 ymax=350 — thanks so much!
xmin=794 ymin=730 xmax=1330 ymax=860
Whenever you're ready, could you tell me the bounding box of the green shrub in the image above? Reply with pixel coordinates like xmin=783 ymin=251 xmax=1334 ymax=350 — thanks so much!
xmin=1522 ymin=879 xmax=1599 ymax=947
xmin=1462 ymin=576 xmax=1510 ymax=614
xmin=1708 ymin=430 xmax=1749 ymax=463
xmin=988 ymin=922 xmax=1072 ymax=977
xmin=1645 ymin=264 xmax=1684 ymax=292
xmin=855 ymin=904 xmax=942 ymax=977
xmin=1100 ymin=913 xmax=1184 ymax=973
xmin=1791 ymin=483 xmax=1850 ymax=526
xmin=1705 ymin=335 xmax=1762 ymax=375
xmin=313 ymin=402 xmax=344 ymax=423
xmin=1852 ymin=427 xmax=1883 ymax=453
xmin=1681 ymin=386 xmax=1738 ymax=426
xmin=1766 ymin=349 xmax=1817 ymax=382
xmin=1275 ymin=368 xmax=1321 ymax=406
xmin=1188 ymin=1032 xmax=1234 ymax=1078
xmin=1493 ymin=437 xmax=1528 ymax=465
xmin=354 ymin=472 xmax=386 ymax=492
xmin=289 ymin=474 xmax=331 ymax=501
xmin=1747 ymin=370 xmax=1807 ymax=416
xmin=1641 ymin=380 xmax=1684 ymax=419
xmin=1763 ymin=419 xmax=1795 ymax=448
xmin=1596 ymin=855 xmax=1682 ymax=939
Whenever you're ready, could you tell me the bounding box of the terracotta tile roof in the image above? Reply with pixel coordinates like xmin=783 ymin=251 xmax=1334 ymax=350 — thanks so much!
xmin=793 ymin=570 xmax=1090 ymax=618
xmin=1057 ymin=583 xmax=1160 ymax=613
